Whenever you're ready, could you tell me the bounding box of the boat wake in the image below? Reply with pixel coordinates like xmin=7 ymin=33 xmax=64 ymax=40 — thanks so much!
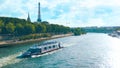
xmin=0 ymin=52 xmax=23 ymax=68
xmin=62 ymin=41 xmax=79 ymax=47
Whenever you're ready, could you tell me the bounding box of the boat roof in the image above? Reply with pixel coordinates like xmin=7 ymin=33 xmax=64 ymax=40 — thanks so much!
xmin=30 ymin=41 xmax=58 ymax=49
xmin=40 ymin=41 xmax=57 ymax=45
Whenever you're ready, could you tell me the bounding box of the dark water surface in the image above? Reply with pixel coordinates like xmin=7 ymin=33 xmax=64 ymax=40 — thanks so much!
xmin=0 ymin=33 xmax=120 ymax=68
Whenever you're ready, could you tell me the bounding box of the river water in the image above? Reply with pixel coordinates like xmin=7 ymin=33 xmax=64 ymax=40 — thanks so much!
xmin=0 ymin=33 xmax=120 ymax=68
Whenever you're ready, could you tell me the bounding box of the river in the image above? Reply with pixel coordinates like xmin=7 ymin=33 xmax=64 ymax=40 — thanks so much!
xmin=0 ymin=33 xmax=120 ymax=68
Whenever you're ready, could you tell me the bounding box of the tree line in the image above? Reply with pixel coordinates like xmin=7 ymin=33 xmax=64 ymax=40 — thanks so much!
xmin=0 ymin=17 xmax=86 ymax=39
xmin=83 ymin=26 xmax=120 ymax=33
xmin=0 ymin=17 xmax=71 ymax=36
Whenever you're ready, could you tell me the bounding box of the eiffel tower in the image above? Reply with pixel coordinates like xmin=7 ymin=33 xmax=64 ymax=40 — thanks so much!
xmin=37 ymin=2 xmax=41 ymax=22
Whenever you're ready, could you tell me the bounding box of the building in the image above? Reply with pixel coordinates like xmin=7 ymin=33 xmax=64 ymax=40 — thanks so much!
xmin=27 ymin=13 xmax=31 ymax=22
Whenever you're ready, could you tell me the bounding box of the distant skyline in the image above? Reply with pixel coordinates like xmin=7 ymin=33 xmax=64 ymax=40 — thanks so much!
xmin=0 ymin=0 xmax=120 ymax=27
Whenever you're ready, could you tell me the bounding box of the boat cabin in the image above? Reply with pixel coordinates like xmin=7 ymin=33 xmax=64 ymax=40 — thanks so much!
xmin=28 ymin=41 xmax=61 ymax=54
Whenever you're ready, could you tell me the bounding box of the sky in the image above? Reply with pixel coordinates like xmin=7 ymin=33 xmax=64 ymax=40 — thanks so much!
xmin=0 ymin=0 xmax=120 ymax=27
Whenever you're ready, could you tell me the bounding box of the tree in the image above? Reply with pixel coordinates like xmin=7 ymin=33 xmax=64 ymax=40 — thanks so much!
xmin=46 ymin=24 xmax=52 ymax=33
xmin=5 ymin=22 xmax=15 ymax=34
xmin=15 ymin=23 xmax=24 ymax=36
xmin=0 ymin=20 xmax=4 ymax=33
xmin=24 ymin=23 xmax=35 ymax=35
xmin=41 ymin=21 xmax=49 ymax=24
xmin=71 ymin=28 xmax=86 ymax=35
xmin=40 ymin=24 xmax=46 ymax=33
xmin=35 ymin=24 xmax=42 ymax=33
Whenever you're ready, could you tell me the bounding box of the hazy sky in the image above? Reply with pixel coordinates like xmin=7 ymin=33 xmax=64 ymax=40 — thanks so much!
xmin=0 ymin=0 xmax=120 ymax=27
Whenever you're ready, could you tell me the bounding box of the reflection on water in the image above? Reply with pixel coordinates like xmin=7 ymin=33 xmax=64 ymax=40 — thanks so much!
xmin=0 ymin=33 xmax=120 ymax=68
xmin=105 ymin=37 xmax=120 ymax=68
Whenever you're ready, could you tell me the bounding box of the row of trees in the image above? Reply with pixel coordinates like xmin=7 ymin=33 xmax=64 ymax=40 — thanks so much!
xmin=71 ymin=28 xmax=86 ymax=35
xmin=83 ymin=27 xmax=119 ymax=33
xmin=0 ymin=17 xmax=71 ymax=36
xmin=0 ymin=17 xmax=86 ymax=40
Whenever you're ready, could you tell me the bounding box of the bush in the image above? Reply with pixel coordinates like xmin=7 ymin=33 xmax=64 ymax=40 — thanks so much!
xmin=18 ymin=33 xmax=51 ymax=41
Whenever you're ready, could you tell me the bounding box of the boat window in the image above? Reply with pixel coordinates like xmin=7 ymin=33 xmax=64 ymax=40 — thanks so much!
xmin=28 ymin=48 xmax=41 ymax=53
xmin=49 ymin=46 xmax=51 ymax=49
xmin=53 ymin=45 xmax=56 ymax=48
xmin=44 ymin=47 xmax=47 ymax=50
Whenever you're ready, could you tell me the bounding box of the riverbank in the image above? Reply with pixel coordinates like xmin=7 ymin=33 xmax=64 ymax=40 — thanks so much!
xmin=0 ymin=33 xmax=73 ymax=47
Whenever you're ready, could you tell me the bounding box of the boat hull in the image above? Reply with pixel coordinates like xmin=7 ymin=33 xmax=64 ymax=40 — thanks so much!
xmin=17 ymin=47 xmax=63 ymax=58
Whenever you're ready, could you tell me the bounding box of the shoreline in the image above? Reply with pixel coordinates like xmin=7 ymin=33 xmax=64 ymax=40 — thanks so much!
xmin=0 ymin=33 xmax=73 ymax=47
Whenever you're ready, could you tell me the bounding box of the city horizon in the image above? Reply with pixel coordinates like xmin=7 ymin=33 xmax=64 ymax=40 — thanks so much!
xmin=0 ymin=0 xmax=120 ymax=27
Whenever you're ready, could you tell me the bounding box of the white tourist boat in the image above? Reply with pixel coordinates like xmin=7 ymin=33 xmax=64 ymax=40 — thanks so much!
xmin=18 ymin=41 xmax=63 ymax=58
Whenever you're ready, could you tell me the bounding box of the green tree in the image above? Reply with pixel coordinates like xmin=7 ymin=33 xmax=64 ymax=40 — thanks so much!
xmin=71 ymin=28 xmax=86 ymax=35
xmin=35 ymin=24 xmax=42 ymax=33
xmin=41 ymin=21 xmax=49 ymax=24
xmin=41 ymin=24 xmax=46 ymax=33
xmin=5 ymin=22 xmax=15 ymax=34
xmin=0 ymin=20 xmax=4 ymax=33
xmin=15 ymin=23 xmax=24 ymax=36
xmin=24 ymin=23 xmax=35 ymax=35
